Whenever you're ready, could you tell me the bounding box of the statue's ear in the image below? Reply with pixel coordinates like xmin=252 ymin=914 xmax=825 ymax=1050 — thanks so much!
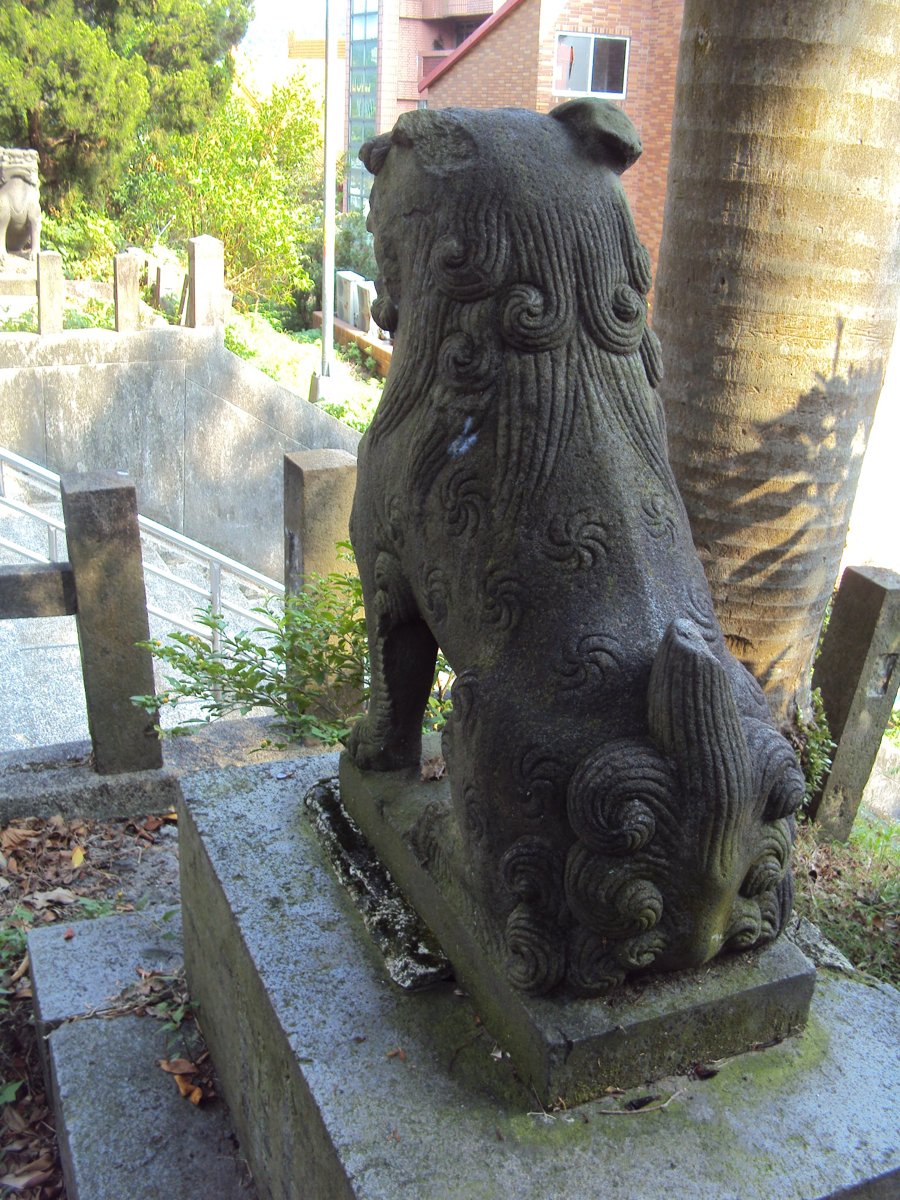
xmin=359 ymin=132 xmax=393 ymax=176
xmin=550 ymin=99 xmax=642 ymax=173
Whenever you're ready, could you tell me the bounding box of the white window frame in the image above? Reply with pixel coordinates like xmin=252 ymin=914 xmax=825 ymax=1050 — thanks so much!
xmin=552 ymin=32 xmax=630 ymax=100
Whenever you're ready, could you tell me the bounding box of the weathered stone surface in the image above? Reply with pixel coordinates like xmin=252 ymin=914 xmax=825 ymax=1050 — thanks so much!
xmin=0 ymin=366 xmax=44 ymax=460
xmin=187 ymin=234 xmax=226 ymax=329
xmin=179 ymin=757 xmax=900 ymax=1200
xmin=60 ymin=472 xmax=162 ymax=773
xmin=347 ymin=103 xmax=805 ymax=997
xmin=113 ymin=252 xmax=140 ymax=332
xmin=44 ymin=357 xmax=187 ymax=531
xmin=284 ymin=449 xmax=357 ymax=588
xmin=0 ymin=326 xmax=360 ymax=577
xmin=339 ymin=744 xmax=815 ymax=1103
xmin=36 ymin=250 xmax=63 ymax=334
xmin=0 ymin=562 xmax=76 ymax=617
xmin=49 ymin=1018 xmax=255 ymax=1200
xmin=183 ymin=378 xmax=303 ymax=578
xmin=811 ymin=565 xmax=900 ymax=839
xmin=0 ymin=716 xmax=310 ymax=824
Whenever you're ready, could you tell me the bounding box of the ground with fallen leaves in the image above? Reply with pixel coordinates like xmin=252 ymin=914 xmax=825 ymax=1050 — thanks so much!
xmin=0 ymin=811 xmax=186 ymax=1199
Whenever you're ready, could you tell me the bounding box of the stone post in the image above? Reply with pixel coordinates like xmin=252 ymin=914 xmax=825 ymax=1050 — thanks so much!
xmin=59 ymin=472 xmax=163 ymax=774
xmin=284 ymin=450 xmax=357 ymax=593
xmin=114 ymin=252 xmax=140 ymax=332
xmin=810 ymin=565 xmax=900 ymax=839
xmin=187 ymin=235 xmax=226 ymax=331
xmin=36 ymin=250 xmax=64 ymax=335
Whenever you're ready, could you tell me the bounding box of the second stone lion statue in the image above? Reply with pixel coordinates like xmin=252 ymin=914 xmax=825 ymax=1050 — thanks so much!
xmin=348 ymin=101 xmax=805 ymax=997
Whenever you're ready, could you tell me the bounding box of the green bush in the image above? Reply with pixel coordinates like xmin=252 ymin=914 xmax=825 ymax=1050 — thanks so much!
xmin=134 ymin=554 xmax=454 ymax=746
xmin=42 ymin=199 xmax=124 ymax=278
xmin=790 ymin=687 xmax=836 ymax=807
xmin=115 ymin=74 xmax=324 ymax=306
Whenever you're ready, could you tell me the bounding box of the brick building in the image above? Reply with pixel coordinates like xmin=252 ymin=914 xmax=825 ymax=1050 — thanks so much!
xmin=346 ymin=1 xmax=504 ymax=211
xmin=420 ymin=0 xmax=685 ymax=281
xmin=345 ymin=0 xmax=683 ymax=283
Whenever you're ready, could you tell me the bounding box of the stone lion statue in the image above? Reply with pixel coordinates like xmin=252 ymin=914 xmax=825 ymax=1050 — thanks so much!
xmin=0 ymin=148 xmax=41 ymax=269
xmin=348 ymin=102 xmax=804 ymax=997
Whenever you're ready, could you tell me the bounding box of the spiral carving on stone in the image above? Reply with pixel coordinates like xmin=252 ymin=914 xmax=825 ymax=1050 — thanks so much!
xmin=429 ymin=213 xmax=509 ymax=301
xmin=684 ymin=580 xmax=721 ymax=646
xmin=504 ymin=905 xmax=566 ymax=995
xmin=757 ymin=873 xmax=793 ymax=941
xmin=744 ymin=720 xmax=806 ymax=821
xmin=516 ymin=746 xmax=566 ymax=820
xmin=583 ymin=282 xmax=646 ymax=356
xmin=438 ymin=329 xmax=500 ymax=392
xmin=543 ymin=509 xmax=609 ymax=570
xmin=440 ymin=464 xmax=486 ymax=538
xmin=565 ymin=848 xmax=664 ymax=937
xmin=557 ymin=633 xmax=623 ymax=691
xmin=614 ymin=930 xmax=667 ymax=970
xmin=568 ymin=927 xmax=626 ymax=995
xmin=421 ymin=565 xmax=450 ymax=625
xmin=483 ymin=567 xmax=524 ymax=632
xmin=724 ymin=898 xmax=763 ymax=951
xmin=385 ymin=494 xmax=406 ymax=547
xmin=500 ymin=282 xmax=574 ymax=353
xmin=449 ymin=669 xmax=479 ymax=731
xmin=740 ymin=818 xmax=792 ymax=898
xmin=640 ymin=493 xmax=677 ymax=545
xmin=500 ymin=836 xmax=565 ymax=920
xmin=463 ymin=782 xmax=487 ymax=843
xmin=567 ymin=739 xmax=676 ymax=855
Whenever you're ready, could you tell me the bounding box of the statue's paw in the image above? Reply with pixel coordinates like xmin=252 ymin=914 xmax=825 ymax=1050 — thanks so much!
xmin=346 ymin=718 xmax=420 ymax=772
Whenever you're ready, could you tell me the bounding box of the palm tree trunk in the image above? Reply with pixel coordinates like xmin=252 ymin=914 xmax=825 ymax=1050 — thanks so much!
xmin=653 ymin=0 xmax=900 ymax=727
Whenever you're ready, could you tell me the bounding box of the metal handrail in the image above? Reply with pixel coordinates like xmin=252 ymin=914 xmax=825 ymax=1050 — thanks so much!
xmin=0 ymin=446 xmax=283 ymax=649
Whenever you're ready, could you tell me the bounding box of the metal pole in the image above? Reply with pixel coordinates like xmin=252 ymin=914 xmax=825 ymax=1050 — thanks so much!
xmin=321 ymin=0 xmax=338 ymax=380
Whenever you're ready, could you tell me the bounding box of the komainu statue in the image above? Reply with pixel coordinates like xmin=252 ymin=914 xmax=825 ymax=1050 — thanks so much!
xmin=0 ymin=148 xmax=41 ymax=269
xmin=348 ymin=102 xmax=805 ymax=997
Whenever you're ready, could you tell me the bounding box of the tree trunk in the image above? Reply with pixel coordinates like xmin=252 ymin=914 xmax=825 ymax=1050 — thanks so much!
xmin=653 ymin=0 xmax=900 ymax=727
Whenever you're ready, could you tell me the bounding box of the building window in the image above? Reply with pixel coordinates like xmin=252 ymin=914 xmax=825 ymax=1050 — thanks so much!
xmin=553 ymin=33 xmax=629 ymax=99
xmin=347 ymin=0 xmax=379 ymax=212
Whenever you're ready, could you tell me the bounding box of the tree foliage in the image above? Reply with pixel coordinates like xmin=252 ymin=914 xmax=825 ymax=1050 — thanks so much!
xmin=115 ymin=74 xmax=324 ymax=303
xmin=0 ymin=0 xmax=253 ymax=199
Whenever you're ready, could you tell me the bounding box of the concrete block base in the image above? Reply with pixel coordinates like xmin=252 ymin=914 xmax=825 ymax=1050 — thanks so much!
xmin=338 ymin=753 xmax=815 ymax=1105
xmin=179 ymin=757 xmax=900 ymax=1200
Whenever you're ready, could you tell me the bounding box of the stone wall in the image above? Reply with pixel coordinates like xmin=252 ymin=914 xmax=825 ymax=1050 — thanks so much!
xmin=0 ymin=326 xmax=360 ymax=579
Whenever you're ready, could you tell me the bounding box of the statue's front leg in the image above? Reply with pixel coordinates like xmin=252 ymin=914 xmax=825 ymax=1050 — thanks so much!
xmin=27 ymin=209 xmax=40 ymax=261
xmin=348 ymin=549 xmax=438 ymax=771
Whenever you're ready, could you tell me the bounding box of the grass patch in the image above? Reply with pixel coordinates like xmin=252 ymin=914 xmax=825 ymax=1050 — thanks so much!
xmin=793 ymin=810 xmax=900 ymax=987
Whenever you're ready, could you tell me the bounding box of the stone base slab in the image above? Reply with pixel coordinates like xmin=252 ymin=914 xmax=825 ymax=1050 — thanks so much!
xmin=179 ymin=757 xmax=900 ymax=1200
xmin=339 ymin=749 xmax=815 ymax=1105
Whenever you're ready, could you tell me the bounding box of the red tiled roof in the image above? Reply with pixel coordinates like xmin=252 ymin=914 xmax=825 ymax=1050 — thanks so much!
xmin=418 ymin=0 xmax=530 ymax=92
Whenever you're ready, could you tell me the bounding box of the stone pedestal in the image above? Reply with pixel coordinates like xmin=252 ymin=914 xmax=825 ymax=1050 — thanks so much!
xmin=178 ymin=757 xmax=899 ymax=1200
xmin=339 ymin=748 xmax=815 ymax=1104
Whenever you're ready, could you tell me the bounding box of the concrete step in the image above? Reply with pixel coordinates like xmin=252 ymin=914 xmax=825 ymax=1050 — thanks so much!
xmin=177 ymin=754 xmax=900 ymax=1200
xmin=27 ymin=907 xmax=258 ymax=1200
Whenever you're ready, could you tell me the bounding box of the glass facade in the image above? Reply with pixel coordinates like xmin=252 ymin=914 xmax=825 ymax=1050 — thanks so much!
xmin=347 ymin=0 xmax=379 ymax=212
